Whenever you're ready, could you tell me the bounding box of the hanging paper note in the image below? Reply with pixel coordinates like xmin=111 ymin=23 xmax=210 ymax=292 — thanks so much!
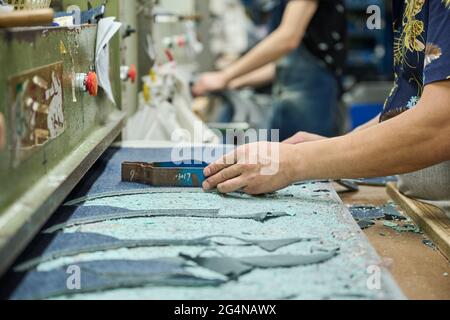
xmin=96 ymin=17 xmax=122 ymax=105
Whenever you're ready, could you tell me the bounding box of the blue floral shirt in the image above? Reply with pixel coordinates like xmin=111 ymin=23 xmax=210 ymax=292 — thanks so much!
xmin=381 ymin=0 xmax=450 ymax=121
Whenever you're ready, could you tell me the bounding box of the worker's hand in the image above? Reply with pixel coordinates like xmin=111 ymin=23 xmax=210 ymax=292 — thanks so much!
xmin=202 ymin=142 xmax=298 ymax=195
xmin=0 ymin=113 xmax=5 ymax=150
xmin=192 ymin=71 xmax=229 ymax=96
xmin=283 ymin=131 xmax=327 ymax=145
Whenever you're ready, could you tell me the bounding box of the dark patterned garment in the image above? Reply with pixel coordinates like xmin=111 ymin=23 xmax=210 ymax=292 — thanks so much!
xmin=268 ymin=0 xmax=347 ymax=77
xmin=381 ymin=0 xmax=450 ymax=122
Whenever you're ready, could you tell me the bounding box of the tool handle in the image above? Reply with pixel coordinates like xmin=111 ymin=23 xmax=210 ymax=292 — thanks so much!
xmin=0 ymin=9 xmax=54 ymax=28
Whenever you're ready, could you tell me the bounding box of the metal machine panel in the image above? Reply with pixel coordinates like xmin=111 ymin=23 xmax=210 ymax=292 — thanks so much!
xmin=0 ymin=22 xmax=126 ymax=277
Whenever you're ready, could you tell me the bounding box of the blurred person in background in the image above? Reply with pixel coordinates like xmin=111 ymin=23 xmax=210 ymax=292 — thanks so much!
xmin=193 ymin=0 xmax=347 ymax=140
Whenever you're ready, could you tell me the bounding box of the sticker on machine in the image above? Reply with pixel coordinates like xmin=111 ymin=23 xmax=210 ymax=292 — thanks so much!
xmin=8 ymin=62 xmax=64 ymax=166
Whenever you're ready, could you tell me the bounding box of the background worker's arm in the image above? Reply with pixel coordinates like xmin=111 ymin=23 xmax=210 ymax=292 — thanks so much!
xmin=283 ymin=113 xmax=382 ymax=144
xmin=192 ymin=0 xmax=318 ymax=95
xmin=203 ymin=81 xmax=450 ymax=194
xmin=228 ymin=63 xmax=276 ymax=90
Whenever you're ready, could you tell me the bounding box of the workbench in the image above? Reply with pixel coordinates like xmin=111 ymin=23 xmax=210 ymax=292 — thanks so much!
xmin=0 ymin=143 xmax=406 ymax=300
xmin=336 ymin=184 xmax=450 ymax=300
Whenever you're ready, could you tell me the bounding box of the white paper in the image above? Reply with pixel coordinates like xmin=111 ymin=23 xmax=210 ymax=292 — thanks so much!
xmin=96 ymin=17 xmax=122 ymax=104
xmin=146 ymin=34 xmax=157 ymax=62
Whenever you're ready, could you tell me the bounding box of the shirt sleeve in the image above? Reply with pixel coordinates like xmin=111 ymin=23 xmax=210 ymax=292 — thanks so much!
xmin=424 ymin=1 xmax=450 ymax=85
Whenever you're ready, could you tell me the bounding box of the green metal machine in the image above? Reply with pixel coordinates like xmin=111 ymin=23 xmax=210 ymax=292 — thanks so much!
xmin=0 ymin=0 xmax=145 ymax=277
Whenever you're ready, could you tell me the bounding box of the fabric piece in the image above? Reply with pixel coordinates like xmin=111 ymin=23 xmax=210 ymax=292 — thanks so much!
xmin=15 ymin=233 xmax=318 ymax=272
xmin=383 ymin=221 xmax=422 ymax=234
xmin=64 ymin=188 xmax=207 ymax=206
xmin=357 ymin=220 xmax=375 ymax=230
xmin=9 ymin=259 xmax=224 ymax=300
xmin=13 ymin=233 xmax=211 ymax=272
xmin=247 ymin=238 xmax=317 ymax=252
xmin=180 ymin=249 xmax=339 ymax=279
xmin=382 ymin=204 xmax=407 ymax=221
xmin=354 ymin=176 xmax=398 ymax=187
xmin=44 ymin=207 xmax=291 ymax=234
xmin=349 ymin=206 xmax=385 ymax=220
xmin=64 ymin=188 xmax=263 ymax=206
xmin=335 ymin=180 xmax=360 ymax=193
xmin=43 ymin=208 xmax=220 ymax=234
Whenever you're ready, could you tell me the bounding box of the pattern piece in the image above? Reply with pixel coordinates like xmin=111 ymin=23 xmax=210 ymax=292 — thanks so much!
xmin=64 ymin=188 xmax=206 ymax=206
xmin=44 ymin=208 xmax=291 ymax=234
xmin=64 ymin=188 xmax=254 ymax=206
xmin=180 ymin=249 xmax=339 ymax=279
xmin=349 ymin=206 xmax=385 ymax=220
xmin=9 ymin=259 xmax=225 ymax=300
xmin=15 ymin=233 xmax=319 ymax=272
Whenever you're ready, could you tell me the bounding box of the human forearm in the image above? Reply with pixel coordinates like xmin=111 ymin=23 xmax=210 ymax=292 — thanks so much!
xmin=228 ymin=63 xmax=276 ymax=89
xmin=222 ymin=1 xmax=317 ymax=83
xmin=353 ymin=113 xmax=381 ymax=132
xmin=294 ymin=82 xmax=450 ymax=181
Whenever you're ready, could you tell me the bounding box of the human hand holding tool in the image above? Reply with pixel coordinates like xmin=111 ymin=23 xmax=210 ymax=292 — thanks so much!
xmin=202 ymin=142 xmax=298 ymax=195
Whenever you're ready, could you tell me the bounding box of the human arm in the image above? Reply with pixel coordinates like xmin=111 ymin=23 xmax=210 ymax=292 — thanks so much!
xmin=353 ymin=113 xmax=381 ymax=131
xmin=202 ymin=81 xmax=450 ymax=194
xmin=228 ymin=63 xmax=276 ymax=90
xmin=192 ymin=0 xmax=318 ymax=96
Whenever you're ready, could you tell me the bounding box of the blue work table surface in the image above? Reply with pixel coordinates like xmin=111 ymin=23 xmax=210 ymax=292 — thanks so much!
xmin=2 ymin=146 xmax=405 ymax=300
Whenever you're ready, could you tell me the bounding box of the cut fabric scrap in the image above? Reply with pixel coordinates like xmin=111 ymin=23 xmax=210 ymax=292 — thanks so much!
xmin=43 ymin=208 xmax=291 ymax=234
xmin=64 ymin=188 xmax=268 ymax=206
xmin=9 ymin=259 xmax=224 ymax=300
xmin=349 ymin=205 xmax=385 ymax=220
xmin=382 ymin=204 xmax=407 ymax=221
xmin=353 ymin=176 xmax=398 ymax=187
xmin=383 ymin=221 xmax=422 ymax=234
xmin=43 ymin=208 xmax=220 ymax=234
xmin=180 ymin=249 xmax=339 ymax=279
xmin=15 ymin=233 xmax=319 ymax=272
xmin=357 ymin=219 xmax=376 ymax=230
xmin=64 ymin=188 xmax=205 ymax=206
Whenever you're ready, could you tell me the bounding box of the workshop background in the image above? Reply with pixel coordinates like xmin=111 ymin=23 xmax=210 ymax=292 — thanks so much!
xmin=0 ymin=0 xmax=448 ymax=300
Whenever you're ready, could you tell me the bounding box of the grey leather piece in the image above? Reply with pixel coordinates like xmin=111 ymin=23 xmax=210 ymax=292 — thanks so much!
xmin=212 ymin=236 xmax=319 ymax=252
xmin=349 ymin=205 xmax=385 ymax=220
xmin=44 ymin=210 xmax=291 ymax=234
xmin=64 ymin=188 xmax=261 ymax=206
xmin=180 ymin=249 xmax=339 ymax=279
xmin=10 ymin=259 xmax=225 ymax=300
xmin=43 ymin=209 xmax=220 ymax=234
xmin=357 ymin=220 xmax=375 ymax=230
xmin=64 ymin=188 xmax=206 ymax=206
xmin=14 ymin=233 xmax=211 ymax=272
xmin=238 ymin=251 xmax=339 ymax=268
xmin=15 ymin=233 xmax=319 ymax=272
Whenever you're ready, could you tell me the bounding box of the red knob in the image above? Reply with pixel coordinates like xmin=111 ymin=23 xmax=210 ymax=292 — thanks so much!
xmin=128 ymin=64 xmax=137 ymax=83
xmin=85 ymin=71 xmax=98 ymax=96
xmin=164 ymin=49 xmax=174 ymax=62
